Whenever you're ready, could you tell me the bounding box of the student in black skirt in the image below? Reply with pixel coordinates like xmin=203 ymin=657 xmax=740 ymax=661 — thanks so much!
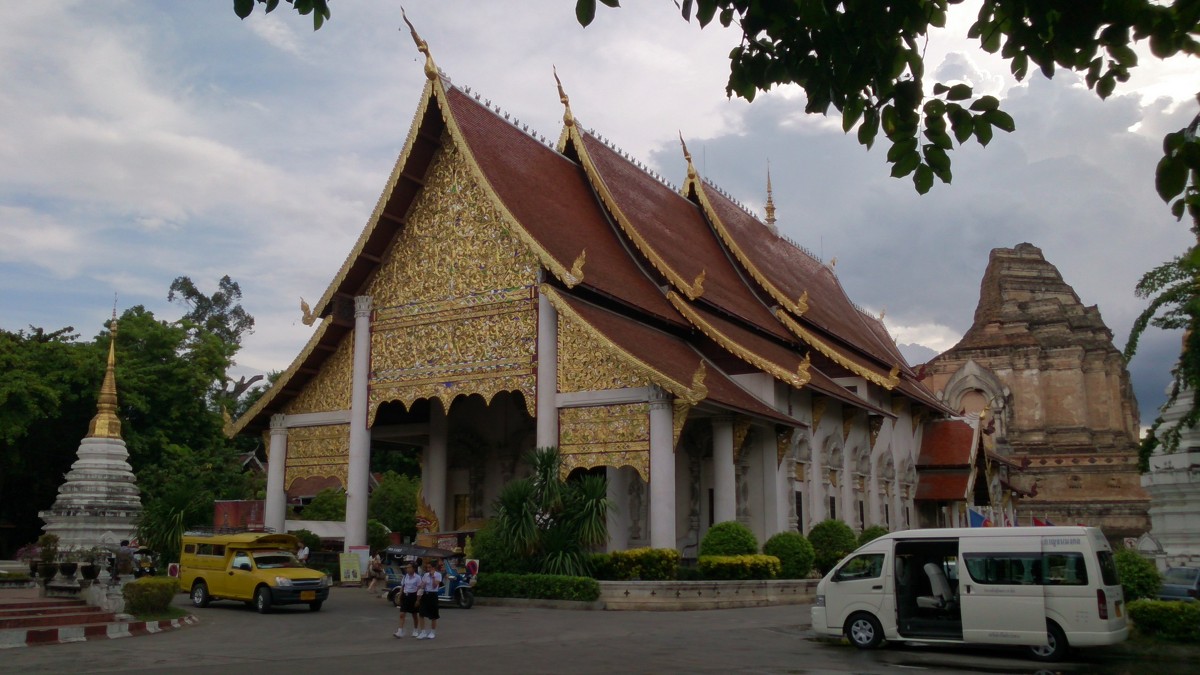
xmin=415 ymin=560 xmax=442 ymax=639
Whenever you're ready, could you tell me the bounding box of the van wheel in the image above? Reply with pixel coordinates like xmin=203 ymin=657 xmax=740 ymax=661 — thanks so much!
xmin=254 ymin=586 xmax=272 ymax=614
xmin=455 ymin=588 xmax=474 ymax=609
xmin=845 ymin=612 xmax=884 ymax=649
xmin=191 ymin=581 xmax=210 ymax=608
xmin=1029 ymin=621 xmax=1069 ymax=661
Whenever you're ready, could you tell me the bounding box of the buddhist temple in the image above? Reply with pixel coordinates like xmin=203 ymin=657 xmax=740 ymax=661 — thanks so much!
xmin=924 ymin=244 xmax=1149 ymax=537
xmin=230 ymin=29 xmax=954 ymax=552
xmin=39 ymin=316 xmax=143 ymax=549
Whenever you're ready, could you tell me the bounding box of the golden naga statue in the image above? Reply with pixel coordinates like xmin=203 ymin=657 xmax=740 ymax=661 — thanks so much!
xmin=414 ymin=485 xmax=440 ymax=533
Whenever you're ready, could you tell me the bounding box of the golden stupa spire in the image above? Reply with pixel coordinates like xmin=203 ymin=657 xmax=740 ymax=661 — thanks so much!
xmin=764 ymin=162 xmax=777 ymax=229
xmin=86 ymin=311 xmax=122 ymax=439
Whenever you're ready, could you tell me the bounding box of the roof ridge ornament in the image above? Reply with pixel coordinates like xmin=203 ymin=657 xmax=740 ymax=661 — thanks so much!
xmin=764 ymin=161 xmax=777 ymax=231
xmin=679 ymin=132 xmax=697 ymax=182
xmin=401 ymin=8 xmax=438 ymax=81
xmin=554 ymin=68 xmax=575 ymax=127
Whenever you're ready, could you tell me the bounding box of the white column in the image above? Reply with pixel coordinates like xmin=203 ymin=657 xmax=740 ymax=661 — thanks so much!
xmin=712 ymin=416 xmax=736 ymax=524
xmin=265 ymin=414 xmax=288 ymax=533
xmin=536 ymin=291 xmax=558 ymax=448
xmin=648 ymin=392 xmax=676 ymax=549
xmin=345 ymin=295 xmax=372 ymax=551
xmin=425 ymin=398 xmax=448 ymax=528
xmin=759 ymin=428 xmax=781 ymax=536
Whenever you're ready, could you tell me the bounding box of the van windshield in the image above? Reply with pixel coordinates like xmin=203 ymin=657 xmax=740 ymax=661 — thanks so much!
xmin=252 ymin=550 xmax=302 ymax=569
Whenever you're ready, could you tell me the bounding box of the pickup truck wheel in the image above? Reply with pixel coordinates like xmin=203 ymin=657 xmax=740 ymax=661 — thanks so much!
xmin=191 ymin=581 xmax=210 ymax=608
xmin=254 ymin=586 xmax=272 ymax=614
xmin=308 ymin=600 xmax=323 ymax=612
xmin=1029 ymin=621 xmax=1069 ymax=661
xmin=455 ymin=588 xmax=475 ymax=609
xmin=845 ymin=612 xmax=884 ymax=649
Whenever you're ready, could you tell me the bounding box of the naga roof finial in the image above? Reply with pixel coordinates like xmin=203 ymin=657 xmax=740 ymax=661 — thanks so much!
xmin=401 ymin=8 xmax=438 ymax=81
xmin=679 ymin=132 xmax=696 ymax=181
xmin=553 ymin=66 xmax=574 ymax=127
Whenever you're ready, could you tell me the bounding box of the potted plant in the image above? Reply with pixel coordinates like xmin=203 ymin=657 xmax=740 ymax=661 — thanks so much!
xmin=58 ymin=548 xmax=80 ymax=580
xmin=16 ymin=543 xmax=40 ymax=577
xmin=79 ymin=547 xmax=105 ymax=581
xmin=36 ymin=534 xmax=60 ymax=583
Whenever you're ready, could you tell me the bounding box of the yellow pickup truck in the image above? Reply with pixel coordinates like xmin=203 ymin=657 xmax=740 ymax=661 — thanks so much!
xmin=179 ymin=532 xmax=331 ymax=613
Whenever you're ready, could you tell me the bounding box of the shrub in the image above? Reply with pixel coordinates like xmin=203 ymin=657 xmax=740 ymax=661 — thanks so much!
xmin=471 ymin=523 xmax=535 ymax=575
xmin=698 ymin=554 xmax=781 ymax=580
xmin=675 ymin=566 xmax=704 ymax=581
xmin=1128 ymin=599 xmax=1200 ymax=643
xmin=1115 ymin=549 xmax=1161 ymax=601
xmin=122 ymin=577 xmax=180 ymax=616
xmin=700 ymin=521 xmax=758 ymax=557
xmin=808 ymin=519 xmax=857 ymax=574
xmin=288 ymin=529 xmax=322 ymax=554
xmin=474 ymin=572 xmax=600 ymax=602
xmin=858 ymin=525 xmax=889 ymax=547
xmin=589 ymin=553 xmax=615 ymax=580
xmin=603 ymin=548 xmax=681 ymax=581
xmin=763 ymin=532 xmax=815 ymax=579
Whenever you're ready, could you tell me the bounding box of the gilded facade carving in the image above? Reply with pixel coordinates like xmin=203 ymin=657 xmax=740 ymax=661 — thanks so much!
xmin=284 ymin=424 xmax=349 ymax=489
xmin=732 ymin=416 xmax=751 ymax=463
xmin=284 ymin=336 xmax=353 ymax=415
xmin=559 ymin=403 xmax=650 ymax=481
xmin=557 ymin=314 xmax=651 ymax=393
xmin=776 ymin=426 xmax=795 ymax=466
xmin=869 ymin=416 xmax=884 ymax=448
xmin=812 ymin=396 xmax=827 ymax=429
xmin=365 ymin=140 xmax=539 ymax=421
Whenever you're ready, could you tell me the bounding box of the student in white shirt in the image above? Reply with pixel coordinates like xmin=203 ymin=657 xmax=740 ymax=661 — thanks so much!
xmin=393 ymin=562 xmax=422 ymax=638
xmin=415 ymin=560 xmax=443 ymax=639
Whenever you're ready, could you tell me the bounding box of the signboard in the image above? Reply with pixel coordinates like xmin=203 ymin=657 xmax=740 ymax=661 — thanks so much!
xmin=339 ymin=553 xmax=363 ymax=585
xmin=213 ymin=500 xmax=265 ymax=531
xmin=167 ymin=563 xmax=180 ymax=578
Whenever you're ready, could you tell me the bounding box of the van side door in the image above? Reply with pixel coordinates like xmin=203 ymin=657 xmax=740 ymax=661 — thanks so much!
xmin=225 ymin=550 xmax=255 ymax=600
xmin=825 ymin=550 xmax=890 ymax=632
xmin=958 ymin=534 xmax=1046 ymax=645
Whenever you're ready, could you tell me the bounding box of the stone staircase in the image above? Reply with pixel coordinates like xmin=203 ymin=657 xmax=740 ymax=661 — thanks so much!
xmin=0 ymin=595 xmax=195 ymax=649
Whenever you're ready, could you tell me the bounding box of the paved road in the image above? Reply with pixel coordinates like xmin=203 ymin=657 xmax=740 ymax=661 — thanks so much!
xmin=0 ymin=587 xmax=1186 ymax=675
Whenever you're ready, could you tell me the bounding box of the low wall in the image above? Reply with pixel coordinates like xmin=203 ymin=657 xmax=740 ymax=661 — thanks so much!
xmin=598 ymin=579 xmax=818 ymax=611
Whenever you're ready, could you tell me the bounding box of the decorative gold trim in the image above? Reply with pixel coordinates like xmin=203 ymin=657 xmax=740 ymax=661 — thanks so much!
xmin=229 ymin=317 xmax=333 ymax=437
xmin=402 ymin=9 xmax=439 ymax=81
xmin=569 ymin=249 xmax=587 ymax=282
xmin=776 ymin=426 xmax=794 ymax=466
xmin=672 ymin=400 xmax=691 ymax=450
xmin=869 ymin=416 xmax=884 ymax=448
xmin=842 ymin=409 xmax=856 ymax=443
xmin=300 ymin=297 xmax=316 ymax=326
xmin=686 ymin=172 xmax=808 ymax=317
xmin=775 ymin=311 xmax=901 ymax=390
xmin=667 ymin=291 xmax=810 ymax=388
xmin=415 ymin=485 xmax=441 ymax=533
xmin=732 ymin=416 xmax=751 ymax=464
xmin=541 ymin=284 xmax=707 ymax=405
xmin=812 ymin=395 xmax=828 ymax=429
xmin=567 ymin=124 xmax=704 ymax=300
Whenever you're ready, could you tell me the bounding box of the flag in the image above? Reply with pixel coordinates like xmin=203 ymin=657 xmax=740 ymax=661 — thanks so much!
xmin=1032 ymin=516 xmax=1054 ymax=526
xmin=968 ymin=507 xmax=992 ymax=528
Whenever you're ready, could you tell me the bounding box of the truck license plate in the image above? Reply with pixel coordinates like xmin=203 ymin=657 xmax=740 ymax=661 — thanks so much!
xmin=301 ymin=591 xmax=316 ymax=601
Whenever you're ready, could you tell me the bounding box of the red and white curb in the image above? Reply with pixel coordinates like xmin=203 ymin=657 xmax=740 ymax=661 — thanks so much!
xmin=0 ymin=615 xmax=198 ymax=649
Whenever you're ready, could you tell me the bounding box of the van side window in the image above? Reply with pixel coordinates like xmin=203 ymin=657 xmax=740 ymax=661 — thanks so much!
xmin=964 ymin=553 xmax=1043 ymax=585
xmin=1045 ymin=553 xmax=1088 ymax=585
xmin=836 ymin=553 xmax=885 ymax=581
xmin=232 ymin=552 xmax=252 ymax=570
xmin=213 ymin=545 xmax=225 ymax=556
xmin=1096 ymin=551 xmax=1119 ymax=586
xmin=197 ymin=544 xmax=213 ymax=556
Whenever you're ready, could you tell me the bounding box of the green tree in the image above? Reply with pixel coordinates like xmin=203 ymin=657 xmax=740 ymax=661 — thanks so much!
xmin=808 ymin=519 xmax=858 ymax=575
xmin=1114 ymin=548 xmax=1162 ymax=601
xmin=492 ymin=447 xmax=610 ymax=577
xmin=368 ymin=471 xmax=418 ymax=540
xmin=859 ymin=525 xmax=890 ymax=547
xmin=302 ymin=487 xmax=347 ymax=521
xmin=232 ymin=0 xmax=330 ymax=30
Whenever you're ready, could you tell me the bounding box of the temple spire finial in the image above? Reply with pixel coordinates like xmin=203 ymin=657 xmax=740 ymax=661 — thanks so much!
xmin=553 ymin=66 xmax=574 ymax=128
xmin=679 ymin=132 xmax=697 ymax=181
xmin=401 ymin=8 xmax=438 ymax=81
xmin=87 ymin=313 xmax=122 ymax=439
xmin=764 ymin=161 xmax=777 ymax=230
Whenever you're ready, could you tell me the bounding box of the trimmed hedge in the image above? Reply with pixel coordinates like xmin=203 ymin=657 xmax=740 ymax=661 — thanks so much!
xmin=475 ymin=572 xmax=600 ymax=602
xmin=602 ymin=548 xmax=680 ymax=581
xmin=1128 ymin=599 xmax=1200 ymax=643
xmin=1115 ymin=549 xmax=1161 ymax=601
xmin=700 ymin=521 xmax=758 ymax=556
xmin=122 ymin=577 xmax=180 ymax=616
xmin=698 ymin=554 xmax=781 ymax=580
xmin=809 ymin=520 xmax=857 ymax=574
xmin=763 ymin=532 xmax=815 ymax=579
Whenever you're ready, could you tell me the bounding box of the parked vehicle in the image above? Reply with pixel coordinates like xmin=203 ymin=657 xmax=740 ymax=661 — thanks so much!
xmin=1159 ymin=566 xmax=1200 ymax=602
xmin=382 ymin=544 xmax=476 ymax=609
xmin=179 ymin=532 xmax=332 ymax=613
xmin=811 ymin=526 xmax=1128 ymax=661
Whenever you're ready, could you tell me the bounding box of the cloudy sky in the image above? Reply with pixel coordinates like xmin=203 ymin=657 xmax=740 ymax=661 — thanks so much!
xmin=1 ymin=1 xmax=1195 ymax=426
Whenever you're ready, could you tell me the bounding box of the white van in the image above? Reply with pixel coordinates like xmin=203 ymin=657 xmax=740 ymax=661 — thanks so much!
xmin=811 ymin=526 xmax=1127 ymax=661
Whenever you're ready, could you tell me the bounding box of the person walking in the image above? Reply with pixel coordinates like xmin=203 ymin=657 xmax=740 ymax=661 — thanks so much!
xmin=366 ymin=552 xmax=385 ymax=594
xmin=393 ymin=562 xmax=422 ymax=638
xmin=415 ymin=559 xmax=442 ymax=640
xmin=297 ymin=543 xmax=310 ymax=566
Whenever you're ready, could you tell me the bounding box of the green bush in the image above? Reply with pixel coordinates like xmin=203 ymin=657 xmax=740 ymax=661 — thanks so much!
xmin=1128 ymin=599 xmax=1200 ymax=642
xmin=700 ymin=521 xmax=758 ymax=556
xmin=471 ymin=523 xmax=535 ymax=575
xmin=763 ymin=532 xmax=815 ymax=579
xmin=474 ymin=572 xmax=600 ymax=602
xmin=675 ymin=566 xmax=704 ymax=581
xmin=122 ymin=577 xmax=180 ymax=616
xmin=288 ymin=529 xmax=322 ymax=554
xmin=698 ymin=554 xmax=781 ymax=580
xmin=602 ymin=548 xmax=681 ymax=581
xmin=1115 ymin=549 xmax=1161 ymax=601
xmin=588 ymin=553 xmax=615 ymax=580
xmin=808 ymin=519 xmax=858 ymax=574
xmin=858 ymin=525 xmax=889 ymax=547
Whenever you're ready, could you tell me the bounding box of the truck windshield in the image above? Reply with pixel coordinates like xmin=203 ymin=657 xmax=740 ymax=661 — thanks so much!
xmin=252 ymin=550 xmax=301 ymax=569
